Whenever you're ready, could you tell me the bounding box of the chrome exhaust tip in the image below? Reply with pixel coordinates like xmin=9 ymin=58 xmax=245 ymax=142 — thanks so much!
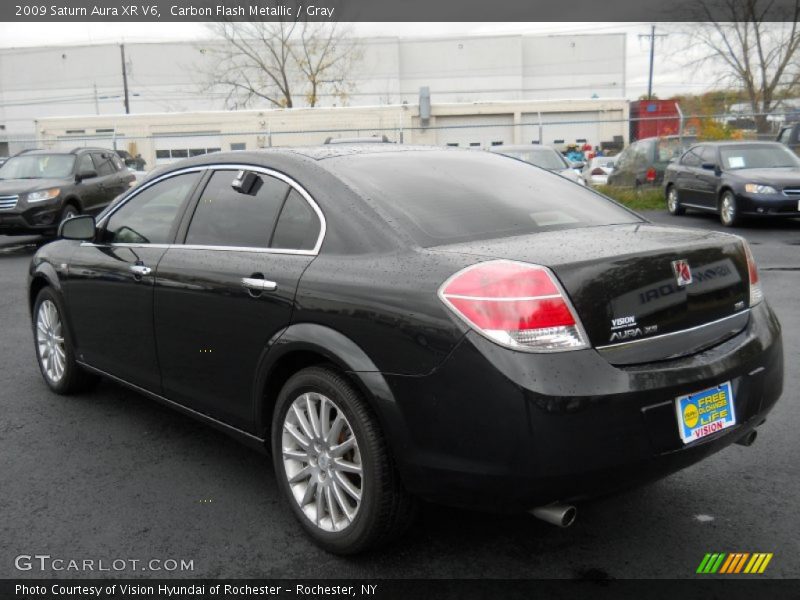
xmin=736 ymin=430 xmax=758 ymax=447
xmin=529 ymin=502 xmax=577 ymax=528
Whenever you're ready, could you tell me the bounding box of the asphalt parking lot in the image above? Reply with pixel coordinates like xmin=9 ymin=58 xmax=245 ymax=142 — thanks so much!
xmin=1 ymin=210 xmax=798 ymax=580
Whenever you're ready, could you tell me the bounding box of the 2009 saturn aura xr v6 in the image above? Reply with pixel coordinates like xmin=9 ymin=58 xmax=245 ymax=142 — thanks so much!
xmin=28 ymin=146 xmax=783 ymax=554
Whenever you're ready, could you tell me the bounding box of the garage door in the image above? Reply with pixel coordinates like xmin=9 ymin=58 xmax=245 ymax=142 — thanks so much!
xmin=435 ymin=115 xmax=514 ymax=149
xmin=521 ymin=111 xmax=602 ymax=150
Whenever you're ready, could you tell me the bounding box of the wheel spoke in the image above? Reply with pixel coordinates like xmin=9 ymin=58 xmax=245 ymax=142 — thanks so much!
xmin=301 ymin=477 xmax=318 ymax=506
xmin=330 ymin=436 xmax=356 ymax=457
xmin=320 ymin=397 xmax=331 ymax=439
xmin=325 ymin=414 xmax=345 ymax=444
xmin=314 ymin=483 xmax=325 ymax=524
xmin=283 ymin=422 xmax=311 ymax=449
xmin=334 ymin=471 xmax=361 ymax=501
xmin=282 ymin=449 xmax=309 ymax=462
xmin=288 ymin=465 xmax=313 ymax=484
xmin=292 ymin=402 xmax=315 ymax=440
xmin=306 ymin=394 xmax=322 ymax=438
xmin=331 ymin=479 xmax=354 ymax=522
xmin=325 ymin=486 xmax=338 ymax=530
xmin=333 ymin=458 xmax=362 ymax=475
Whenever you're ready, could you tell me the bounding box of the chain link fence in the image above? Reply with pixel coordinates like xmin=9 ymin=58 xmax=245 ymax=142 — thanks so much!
xmin=0 ymin=110 xmax=792 ymax=172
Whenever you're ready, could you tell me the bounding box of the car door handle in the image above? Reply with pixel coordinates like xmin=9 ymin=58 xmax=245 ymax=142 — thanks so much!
xmin=241 ymin=277 xmax=278 ymax=292
xmin=130 ymin=264 xmax=152 ymax=276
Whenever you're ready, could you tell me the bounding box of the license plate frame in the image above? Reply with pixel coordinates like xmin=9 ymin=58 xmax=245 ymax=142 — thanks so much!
xmin=675 ymin=382 xmax=736 ymax=445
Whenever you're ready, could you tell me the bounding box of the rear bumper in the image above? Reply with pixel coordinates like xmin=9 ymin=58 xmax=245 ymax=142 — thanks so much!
xmin=382 ymin=301 xmax=783 ymax=510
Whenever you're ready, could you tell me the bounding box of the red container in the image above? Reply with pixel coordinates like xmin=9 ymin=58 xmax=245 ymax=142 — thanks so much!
xmin=630 ymin=100 xmax=680 ymax=141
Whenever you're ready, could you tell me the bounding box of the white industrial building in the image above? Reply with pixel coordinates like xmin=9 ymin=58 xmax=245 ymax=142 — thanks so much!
xmin=1 ymin=32 xmax=628 ymax=158
xmin=35 ymin=98 xmax=630 ymax=166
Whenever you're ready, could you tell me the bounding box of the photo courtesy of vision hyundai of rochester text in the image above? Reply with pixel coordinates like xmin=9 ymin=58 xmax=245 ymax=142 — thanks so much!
xmin=28 ymin=145 xmax=783 ymax=554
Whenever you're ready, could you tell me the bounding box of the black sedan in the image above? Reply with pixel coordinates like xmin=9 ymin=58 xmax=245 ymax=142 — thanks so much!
xmin=29 ymin=146 xmax=783 ymax=554
xmin=664 ymin=141 xmax=800 ymax=226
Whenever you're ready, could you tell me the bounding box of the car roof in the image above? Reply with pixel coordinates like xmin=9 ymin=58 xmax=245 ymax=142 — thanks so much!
xmin=489 ymin=144 xmax=556 ymax=152
xmin=691 ymin=140 xmax=784 ymax=147
xmin=16 ymin=147 xmax=114 ymax=156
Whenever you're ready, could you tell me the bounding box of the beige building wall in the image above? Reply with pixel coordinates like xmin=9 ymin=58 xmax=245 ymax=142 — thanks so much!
xmin=35 ymin=99 xmax=629 ymax=166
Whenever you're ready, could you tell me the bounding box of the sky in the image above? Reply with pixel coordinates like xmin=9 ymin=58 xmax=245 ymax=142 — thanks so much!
xmin=0 ymin=21 xmax=708 ymax=99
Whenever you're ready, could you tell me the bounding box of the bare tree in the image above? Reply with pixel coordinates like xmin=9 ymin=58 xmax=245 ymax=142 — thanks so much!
xmin=687 ymin=0 xmax=800 ymax=132
xmin=201 ymin=19 xmax=361 ymax=110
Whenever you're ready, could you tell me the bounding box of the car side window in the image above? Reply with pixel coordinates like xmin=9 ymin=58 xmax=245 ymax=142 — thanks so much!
xmin=681 ymin=147 xmax=702 ymax=167
xmin=92 ymin=153 xmax=116 ymax=177
xmin=77 ymin=154 xmax=95 ymax=175
xmin=700 ymin=146 xmax=718 ymax=166
xmin=185 ymin=170 xmax=290 ymax=248
xmin=271 ymin=189 xmax=320 ymax=251
xmin=778 ymin=128 xmax=792 ymax=144
xmin=103 ymin=172 xmax=201 ymax=244
xmin=616 ymin=146 xmax=633 ymax=169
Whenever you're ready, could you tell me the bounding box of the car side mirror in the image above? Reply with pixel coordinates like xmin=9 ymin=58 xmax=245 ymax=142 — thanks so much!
xmin=59 ymin=215 xmax=95 ymax=240
xmin=572 ymin=161 xmax=586 ymax=170
xmin=76 ymin=169 xmax=98 ymax=182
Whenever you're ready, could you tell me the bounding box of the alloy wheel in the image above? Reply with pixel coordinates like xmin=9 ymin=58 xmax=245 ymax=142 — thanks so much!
xmin=668 ymin=188 xmax=678 ymax=212
xmin=36 ymin=299 xmax=66 ymax=383
xmin=721 ymin=194 xmax=735 ymax=225
xmin=281 ymin=392 xmax=363 ymax=532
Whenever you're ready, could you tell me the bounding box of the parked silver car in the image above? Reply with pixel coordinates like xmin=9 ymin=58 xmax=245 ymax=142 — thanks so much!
xmin=583 ymin=155 xmax=618 ymax=186
xmin=489 ymin=144 xmax=586 ymax=185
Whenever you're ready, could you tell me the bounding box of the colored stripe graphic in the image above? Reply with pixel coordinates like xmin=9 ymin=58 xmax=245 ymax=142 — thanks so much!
xmin=700 ymin=553 xmax=773 ymax=574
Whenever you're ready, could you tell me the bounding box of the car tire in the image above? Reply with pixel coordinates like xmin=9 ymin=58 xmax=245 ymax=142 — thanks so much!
xmin=272 ymin=366 xmax=417 ymax=554
xmin=666 ymin=185 xmax=685 ymax=216
xmin=32 ymin=287 xmax=98 ymax=394
xmin=719 ymin=191 xmax=740 ymax=227
xmin=60 ymin=203 xmax=80 ymax=224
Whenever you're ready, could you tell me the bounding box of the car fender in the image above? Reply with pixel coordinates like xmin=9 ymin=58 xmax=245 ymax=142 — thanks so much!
xmin=253 ymin=322 xmax=402 ymax=449
xmin=29 ymin=260 xmax=63 ymax=305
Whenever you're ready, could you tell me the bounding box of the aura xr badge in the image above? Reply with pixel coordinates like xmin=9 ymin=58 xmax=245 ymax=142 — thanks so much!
xmin=671 ymin=259 xmax=693 ymax=287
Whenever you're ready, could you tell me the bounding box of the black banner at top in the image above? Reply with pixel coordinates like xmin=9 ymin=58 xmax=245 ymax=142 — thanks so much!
xmin=3 ymin=0 xmax=800 ymax=22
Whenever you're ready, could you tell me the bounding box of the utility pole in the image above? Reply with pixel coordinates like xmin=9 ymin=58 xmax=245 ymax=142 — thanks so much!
xmin=639 ymin=25 xmax=668 ymax=101
xmin=120 ymin=44 xmax=130 ymax=114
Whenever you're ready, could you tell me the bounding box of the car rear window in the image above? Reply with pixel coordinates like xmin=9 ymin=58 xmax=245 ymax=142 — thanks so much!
xmin=328 ymin=150 xmax=641 ymax=247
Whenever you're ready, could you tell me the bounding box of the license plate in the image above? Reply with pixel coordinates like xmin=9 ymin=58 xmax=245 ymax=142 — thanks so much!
xmin=675 ymin=382 xmax=736 ymax=444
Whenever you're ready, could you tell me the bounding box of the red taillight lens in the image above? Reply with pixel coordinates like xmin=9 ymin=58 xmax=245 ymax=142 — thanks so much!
xmin=439 ymin=260 xmax=588 ymax=352
xmin=645 ymin=167 xmax=657 ymax=182
xmin=743 ymin=241 xmax=763 ymax=306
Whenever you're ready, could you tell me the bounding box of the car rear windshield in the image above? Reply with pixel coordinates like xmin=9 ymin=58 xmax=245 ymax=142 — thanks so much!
xmin=720 ymin=144 xmax=800 ymax=170
xmin=328 ymin=150 xmax=642 ymax=247
xmin=0 ymin=154 xmax=75 ymax=180
xmin=497 ymin=148 xmax=567 ymax=170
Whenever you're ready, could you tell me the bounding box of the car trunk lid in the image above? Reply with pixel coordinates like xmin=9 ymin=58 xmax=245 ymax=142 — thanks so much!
xmin=431 ymin=224 xmax=751 ymax=364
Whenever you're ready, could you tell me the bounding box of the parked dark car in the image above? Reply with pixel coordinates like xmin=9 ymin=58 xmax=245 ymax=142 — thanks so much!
xmin=776 ymin=122 xmax=800 ymax=156
xmin=607 ymin=135 xmax=696 ymax=190
xmin=29 ymin=147 xmax=782 ymax=554
xmin=489 ymin=144 xmax=586 ymax=185
xmin=0 ymin=147 xmax=134 ymax=235
xmin=664 ymin=141 xmax=800 ymax=227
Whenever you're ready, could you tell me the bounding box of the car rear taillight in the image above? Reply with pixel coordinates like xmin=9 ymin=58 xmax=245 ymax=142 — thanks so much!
xmin=438 ymin=260 xmax=588 ymax=352
xmin=743 ymin=241 xmax=763 ymax=306
xmin=591 ymin=168 xmax=606 ymax=176
xmin=645 ymin=167 xmax=657 ymax=182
